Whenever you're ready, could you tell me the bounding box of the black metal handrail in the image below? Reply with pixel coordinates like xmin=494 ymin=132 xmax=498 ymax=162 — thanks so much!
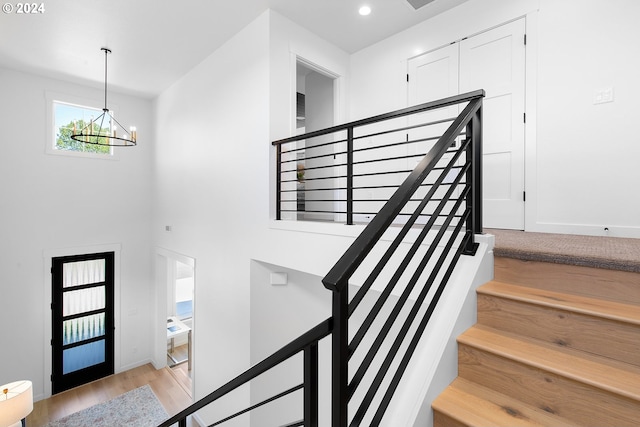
xmin=157 ymin=90 xmax=483 ymax=427
xmin=273 ymin=90 xmax=484 ymax=225
xmin=323 ymin=92 xmax=483 ymax=425
xmin=158 ymin=319 xmax=332 ymax=427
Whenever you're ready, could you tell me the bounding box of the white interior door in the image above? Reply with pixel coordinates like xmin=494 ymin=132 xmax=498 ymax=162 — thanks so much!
xmin=407 ymin=44 xmax=461 ymax=224
xmin=460 ymin=19 xmax=526 ymax=229
xmin=408 ymin=43 xmax=459 ymax=107
xmin=407 ymin=42 xmax=460 ymax=169
xmin=407 ymin=18 xmax=526 ymax=230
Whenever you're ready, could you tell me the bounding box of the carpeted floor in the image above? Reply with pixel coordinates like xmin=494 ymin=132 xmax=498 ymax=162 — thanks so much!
xmin=486 ymin=228 xmax=640 ymax=273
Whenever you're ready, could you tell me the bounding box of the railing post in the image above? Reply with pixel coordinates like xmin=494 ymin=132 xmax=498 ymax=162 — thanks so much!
xmin=276 ymin=143 xmax=282 ymax=221
xmin=346 ymin=127 xmax=354 ymax=225
xmin=464 ymin=100 xmax=482 ymax=255
xmin=331 ymin=286 xmax=349 ymax=426
xmin=304 ymin=343 xmax=319 ymax=427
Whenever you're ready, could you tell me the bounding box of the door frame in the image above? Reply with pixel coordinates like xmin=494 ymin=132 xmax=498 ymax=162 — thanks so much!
xmin=154 ymin=247 xmax=196 ymax=397
xmin=51 ymin=251 xmax=115 ymax=394
xmin=291 ymin=53 xmax=346 ymax=223
xmin=405 ymin=14 xmax=538 ymax=231
xmin=42 ymin=243 xmax=121 ymax=399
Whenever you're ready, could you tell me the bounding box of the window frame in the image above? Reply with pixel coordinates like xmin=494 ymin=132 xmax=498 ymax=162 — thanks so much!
xmin=46 ymin=92 xmax=121 ymax=160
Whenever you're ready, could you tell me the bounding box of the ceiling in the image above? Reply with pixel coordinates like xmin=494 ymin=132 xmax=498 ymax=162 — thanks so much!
xmin=0 ymin=0 xmax=468 ymax=98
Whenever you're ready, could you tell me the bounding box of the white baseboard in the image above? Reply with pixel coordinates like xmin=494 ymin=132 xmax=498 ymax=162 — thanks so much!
xmin=529 ymin=222 xmax=640 ymax=239
xmin=117 ymin=358 xmax=154 ymax=374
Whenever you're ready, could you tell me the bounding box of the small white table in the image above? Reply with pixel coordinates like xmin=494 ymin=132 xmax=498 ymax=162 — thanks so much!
xmin=167 ymin=316 xmax=191 ymax=371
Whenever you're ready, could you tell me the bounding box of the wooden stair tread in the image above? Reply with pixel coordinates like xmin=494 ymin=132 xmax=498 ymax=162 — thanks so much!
xmin=480 ymin=280 xmax=640 ymax=325
xmin=433 ymin=377 xmax=576 ymax=427
xmin=493 ymin=258 xmax=640 ymax=305
xmin=459 ymin=325 xmax=640 ymax=401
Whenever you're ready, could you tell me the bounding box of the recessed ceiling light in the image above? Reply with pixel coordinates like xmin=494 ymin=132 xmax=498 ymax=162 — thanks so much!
xmin=359 ymin=5 xmax=372 ymax=16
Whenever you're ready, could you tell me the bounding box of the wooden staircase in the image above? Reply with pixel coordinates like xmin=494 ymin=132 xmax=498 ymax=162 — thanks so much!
xmin=432 ymin=257 xmax=640 ymax=426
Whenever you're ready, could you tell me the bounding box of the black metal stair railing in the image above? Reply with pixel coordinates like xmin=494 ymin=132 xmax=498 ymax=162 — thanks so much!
xmin=273 ymin=90 xmax=483 ymax=227
xmin=158 ymin=319 xmax=332 ymax=427
xmin=157 ymin=90 xmax=484 ymax=427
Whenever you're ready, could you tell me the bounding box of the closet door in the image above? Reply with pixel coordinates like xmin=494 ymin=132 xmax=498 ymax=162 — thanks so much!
xmin=407 ymin=18 xmax=526 ymax=230
xmin=460 ymin=19 xmax=526 ymax=229
xmin=407 ymin=42 xmax=460 ymax=169
xmin=407 ymin=43 xmax=461 ymax=224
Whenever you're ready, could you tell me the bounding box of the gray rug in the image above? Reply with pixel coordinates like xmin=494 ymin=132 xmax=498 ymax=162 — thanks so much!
xmin=487 ymin=228 xmax=640 ymax=273
xmin=44 ymin=385 xmax=168 ymax=427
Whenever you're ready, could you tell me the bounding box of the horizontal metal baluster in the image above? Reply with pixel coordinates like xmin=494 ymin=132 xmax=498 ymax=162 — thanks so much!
xmin=347 ymin=166 xmax=470 ymax=359
xmin=349 ymin=212 xmax=468 ymax=425
xmin=347 ymin=188 xmax=469 ymax=400
xmin=347 ymin=140 xmax=471 ymax=315
xmin=209 ymin=384 xmax=304 ymax=427
xmin=370 ymin=213 xmax=472 ymax=425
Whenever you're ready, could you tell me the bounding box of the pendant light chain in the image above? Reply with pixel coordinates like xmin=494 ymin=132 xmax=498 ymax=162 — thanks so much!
xmin=70 ymin=47 xmax=137 ymax=147
xmin=103 ymin=47 xmax=110 ymax=111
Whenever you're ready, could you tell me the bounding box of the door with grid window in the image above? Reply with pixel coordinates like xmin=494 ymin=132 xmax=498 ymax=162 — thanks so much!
xmin=51 ymin=252 xmax=114 ymax=394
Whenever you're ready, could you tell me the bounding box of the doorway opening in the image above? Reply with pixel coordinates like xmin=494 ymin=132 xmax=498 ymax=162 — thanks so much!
xmin=155 ymin=249 xmax=195 ymax=397
xmin=295 ymin=59 xmax=339 ymax=222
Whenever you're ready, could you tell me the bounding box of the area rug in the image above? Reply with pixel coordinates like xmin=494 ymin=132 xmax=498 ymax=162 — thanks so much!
xmin=45 ymin=385 xmax=169 ymax=427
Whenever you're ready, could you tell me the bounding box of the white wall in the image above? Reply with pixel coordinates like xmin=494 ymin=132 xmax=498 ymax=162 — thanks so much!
xmin=349 ymin=0 xmax=640 ymax=238
xmin=0 ymin=67 xmax=154 ymax=400
xmin=151 ymin=9 xmax=376 ymax=424
xmin=249 ymin=261 xmax=331 ymax=426
xmin=533 ymin=0 xmax=640 ymax=237
xmin=152 ymin=10 xmax=271 ymax=423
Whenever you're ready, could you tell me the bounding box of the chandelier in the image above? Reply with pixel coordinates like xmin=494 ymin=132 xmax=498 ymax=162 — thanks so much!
xmin=71 ymin=48 xmax=137 ymax=146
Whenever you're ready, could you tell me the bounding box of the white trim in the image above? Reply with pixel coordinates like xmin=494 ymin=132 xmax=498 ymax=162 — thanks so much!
xmin=524 ymin=10 xmax=539 ymax=233
xmin=155 ymin=247 xmax=196 ymax=268
xmin=290 ymin=53 xmax=343 ymax=135
xmin=528 ymin=222 xmax=640 ymax=239
xmin=154 ymin=248 xmax=197 ymax=400
xmin=118 ymin=358 xmax=154 ymax=374
xmin=44 ymin=91 xmax=121 ymax=161
xmin=42 ymin=243 xmax=122 ymax=400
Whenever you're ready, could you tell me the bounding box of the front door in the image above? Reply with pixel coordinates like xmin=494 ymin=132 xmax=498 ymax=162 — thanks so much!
xmin=51 ymin=252 xmax=114 ymax=394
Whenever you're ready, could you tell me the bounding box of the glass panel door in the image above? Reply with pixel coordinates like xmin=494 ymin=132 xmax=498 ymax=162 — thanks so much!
xmin=52 ymin=252 xmax=114 ymax=394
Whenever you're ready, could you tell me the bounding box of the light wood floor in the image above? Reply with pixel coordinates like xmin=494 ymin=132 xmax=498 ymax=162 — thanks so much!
xmin=28 ymin=363 xmax=194 ymax=427
xmin=168 ymin=343 xmax=192 ymax=395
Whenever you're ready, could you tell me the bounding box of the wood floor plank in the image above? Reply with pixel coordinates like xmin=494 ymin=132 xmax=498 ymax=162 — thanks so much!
xmin=27 ymin=364 xmax=194 ymax=427
xmin=481 ymin=281 xmax=640 ymax=324
xmin=461 ymin=326 xmax=640 ymax=399
xmin=458 ymin=326 xmax=640 ymax=426
xmin=494 ymin=257 xmax=640 ymax=304
xmin=478 ymin=282 xmax=640 ymax=366
xmin=433 ymin=378 xmax=576 ymax=427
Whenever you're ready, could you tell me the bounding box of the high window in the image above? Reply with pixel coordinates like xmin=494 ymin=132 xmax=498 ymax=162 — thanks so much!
xmin=53 ymin=101 xmax=112 ymax=155
xmin=46 ymin=93 xmax=120 ymax=159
